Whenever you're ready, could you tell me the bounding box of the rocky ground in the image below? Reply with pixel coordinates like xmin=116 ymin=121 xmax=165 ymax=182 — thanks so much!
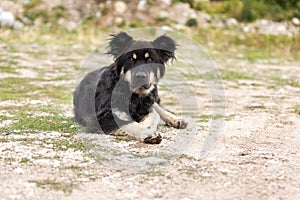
xmin=1 ymin=33 xmax=300 ymax=200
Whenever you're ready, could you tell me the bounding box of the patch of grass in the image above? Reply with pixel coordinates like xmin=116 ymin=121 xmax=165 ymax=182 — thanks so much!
xmin=0 ymin=114 xmax=77 ymax=135
xmin=29 ymin=179 xmax=75 ymax=193
xmin=51 ymin=137 xmax=86 ymax=151
xmin=5 ymin=157 xmax=16 ymax=162
xmin=0 ymin=138 xmax=9 ymax=143
xmin=20 ymin=157 xmax=31 ymax=164
xmin=198 ymin=114 xmax=211 ymax=123
xmin=0 ymin=65 xmax=19 ymax=74
xmin=62 ymin=165 xmax=83 ymax=171
xmin=0 ymin=77 xmax=73 ymax=102
xmin=270 ymin=77 xmax=300 ymax=88
xmin=221 ymin=70 xmax=255 ymax=81
xmin=193 ymin=27 xmax=299 ymax=61
xmin=225 ymin=114 xmax=236 ymax=121
xmin=252 ymin=95 xmax=270 ymax=99
xmin=182 ymin=73 xmax=202 ymax=81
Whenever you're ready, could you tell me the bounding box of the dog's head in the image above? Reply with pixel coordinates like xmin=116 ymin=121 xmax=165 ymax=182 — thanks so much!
xmin=107 ymin=32 xmax=176 ymax=94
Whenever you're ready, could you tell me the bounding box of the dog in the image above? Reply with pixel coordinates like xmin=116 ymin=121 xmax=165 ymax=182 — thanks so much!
xmin=73 ymin=32 xmax=187 ymax=144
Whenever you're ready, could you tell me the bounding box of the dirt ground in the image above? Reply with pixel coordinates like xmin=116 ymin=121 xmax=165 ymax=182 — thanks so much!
xmin=0 ymin=42 xmax=300 ymax=200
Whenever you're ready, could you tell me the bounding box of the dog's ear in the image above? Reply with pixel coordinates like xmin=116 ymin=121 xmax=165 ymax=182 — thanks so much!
xmin=152 ymin=35 xmax=176 ymax=63
xmin=107 ymin=32 xmax=133 ymax=58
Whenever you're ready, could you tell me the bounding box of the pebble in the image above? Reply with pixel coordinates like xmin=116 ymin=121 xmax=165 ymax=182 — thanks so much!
xmin=217 ymin=167 xmax=231 ymax=175
xmin=202 ymin=172 xmax=212 ymax=177
xmin=247 ymin=102 xmax=264 ymax=109
xmin=292 ymin=17 xmax=299 ymax=26
xmin=13 ymin=167 xmax=24 ymax=175
xmin=114 ymin=1 xmax=127 ymax=15
xmin=137 ymin=0 xmax=147 ymax=10
xmin=0 ymin=11 xmax=15 ymax=27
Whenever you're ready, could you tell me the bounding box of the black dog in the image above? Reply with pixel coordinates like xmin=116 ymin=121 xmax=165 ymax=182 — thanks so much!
xmin=73 ymin=32 xmax=187 ymax=144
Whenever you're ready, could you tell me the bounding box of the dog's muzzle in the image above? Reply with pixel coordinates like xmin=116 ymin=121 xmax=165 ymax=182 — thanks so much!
xmin=133 ymin=71 xmax=151 ymax=89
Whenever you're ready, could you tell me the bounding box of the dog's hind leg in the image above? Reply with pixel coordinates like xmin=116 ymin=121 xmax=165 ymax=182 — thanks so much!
xmin=153 ymin=103 xmax=187 ymax=129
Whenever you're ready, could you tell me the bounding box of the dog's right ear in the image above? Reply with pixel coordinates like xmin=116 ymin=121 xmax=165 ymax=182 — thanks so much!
xmin=107 ymin=32 xmax=133 ymax=58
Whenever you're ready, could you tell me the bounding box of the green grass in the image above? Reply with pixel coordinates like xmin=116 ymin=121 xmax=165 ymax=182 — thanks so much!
xmin=29 ymin=179 xmax=76 ymax=193
xmin=0 ymin=76 xmax=73 ymax=101
xmin=220 ymin=69 xmax=255 ymax=81
xmin=270 ymin=77 xmax=300 ymax=88
xmin=20 ymin=157 xmax=31 ymax=164
xmin=0 ymin=65 xmax=19 ymax=74
xmin=193 ymin=27 xmax=299 ymax=61
xmin=252 ymin=95 xmax=270 ymax=99
xmin=0 ymin=111 xmax=77 ymax=135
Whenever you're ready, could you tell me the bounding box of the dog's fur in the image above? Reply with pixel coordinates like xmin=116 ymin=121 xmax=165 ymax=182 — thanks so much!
xmin=73 ymin=32 xmax=187 ymax=144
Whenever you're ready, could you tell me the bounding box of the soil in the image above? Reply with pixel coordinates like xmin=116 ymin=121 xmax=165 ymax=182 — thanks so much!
xmin=0 ymin=42 xmax=300 ymax=200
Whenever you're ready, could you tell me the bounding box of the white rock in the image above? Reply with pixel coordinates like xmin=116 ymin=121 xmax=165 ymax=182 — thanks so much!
xmin=114 ymin=1 xmax=127 ymax=15
xmin=114 ymin=17 xmax=124 ymax=25
xmin=160 ymin=0 xmax=172 ymax=5
xmin=292 ymin=17 xmax=299 ymax=26
xmin=13 ymin=167 xmax=24 ymax=174
xmin=137 ymin=0 xmax=147 ymax=10
xmin=53 ymin=160 xmax=60 ymax=168
xmin=66 ymin=21 xmax=77 ymax=31
xmin=0 ymin=11 xmax=15 ymax=27
xmin=227 ymin=18 xmax=238 ymax=26
xmin=12 ymin=20 xmax=24 ymax=29
xmin=169 ymin=3 xmax=198 ymax=25
xmin=159 ymin=11 xmax=169 ymax=19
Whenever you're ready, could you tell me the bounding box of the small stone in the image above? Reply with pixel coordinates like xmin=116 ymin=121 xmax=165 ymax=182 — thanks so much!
xmin=53 ymin=160 xmax=60 ymax=168
xmin=0 ymin=11 xmax=15 ymax=27
xmin=202 ymin=172 xmax=212 ymax=177
xmin=114 ymin=1 xmax=127 ymax=15
xmin=12 ymin=21 xmax=24 ymax=30
xmin=66 ymin=21 xmax=77 ymax=32
xmin=45 ymin=144 xmax=54 ymax=149
xmin=114 ymin=17 xmax=124 ymax=25
xmin=13 ymin=167 xmax=24 ymax=175
xmin=292 ymin=17 xmax=300 ymax=26
xmin=137 ymin=0 xmax=147 ymax=10
xmin=227 ymin=18 xmax=238 ymax=26
xmin=160 ymin=0 xmax=172 ymax=5
xmin=217 ymin=168 xmax=231 ymax=175
xmin=247 ymin=102 xmax=264 ymax=109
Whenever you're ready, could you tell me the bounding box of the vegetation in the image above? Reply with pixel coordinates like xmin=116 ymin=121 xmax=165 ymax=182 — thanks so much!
xmin=173 ymin=0 xmax=300 ymax=21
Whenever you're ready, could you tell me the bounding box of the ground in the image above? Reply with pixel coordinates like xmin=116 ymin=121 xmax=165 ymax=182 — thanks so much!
xmin=0 ymin=35 xmax=300 ymax=199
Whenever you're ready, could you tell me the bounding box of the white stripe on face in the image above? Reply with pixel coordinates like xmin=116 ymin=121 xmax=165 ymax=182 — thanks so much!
xmin=124 ymin=70 xmax=131 ymax=82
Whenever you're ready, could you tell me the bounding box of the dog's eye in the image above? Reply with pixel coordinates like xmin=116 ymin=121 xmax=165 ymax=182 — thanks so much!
xmin=130 ymin=53 xmax=137 ymax=61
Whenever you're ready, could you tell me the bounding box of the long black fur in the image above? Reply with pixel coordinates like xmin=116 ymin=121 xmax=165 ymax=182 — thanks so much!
xmin=73 ymin=32 xmax=176 ymax=134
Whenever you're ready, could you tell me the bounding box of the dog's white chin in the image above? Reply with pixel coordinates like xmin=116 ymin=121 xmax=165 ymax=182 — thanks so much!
xmin=133 ymin=84 xmax=155 ymax=96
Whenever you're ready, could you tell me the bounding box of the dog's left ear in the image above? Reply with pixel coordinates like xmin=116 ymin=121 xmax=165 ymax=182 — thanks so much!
xmin=107 ymin=32 xmax=133 ymax=59
xmin=152 ymin=35 xmax=177 ymax=63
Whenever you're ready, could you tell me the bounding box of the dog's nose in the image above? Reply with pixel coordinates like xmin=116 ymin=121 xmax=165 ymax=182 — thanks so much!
xmin=135 ymin=71 xmax=147 ymax=79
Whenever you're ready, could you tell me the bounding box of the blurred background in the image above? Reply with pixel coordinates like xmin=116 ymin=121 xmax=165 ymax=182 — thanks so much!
xmin=1 ymin=0 xmax=299 ymax=60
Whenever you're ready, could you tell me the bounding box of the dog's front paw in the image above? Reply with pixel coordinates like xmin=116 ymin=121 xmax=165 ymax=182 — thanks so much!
xmin=176 ymin=119 xmax=188 ymax=129
xmin=168 ymin=119 xmax=188 ymax=129
xmin=144 ymin=132 xmax=162 ymax=144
